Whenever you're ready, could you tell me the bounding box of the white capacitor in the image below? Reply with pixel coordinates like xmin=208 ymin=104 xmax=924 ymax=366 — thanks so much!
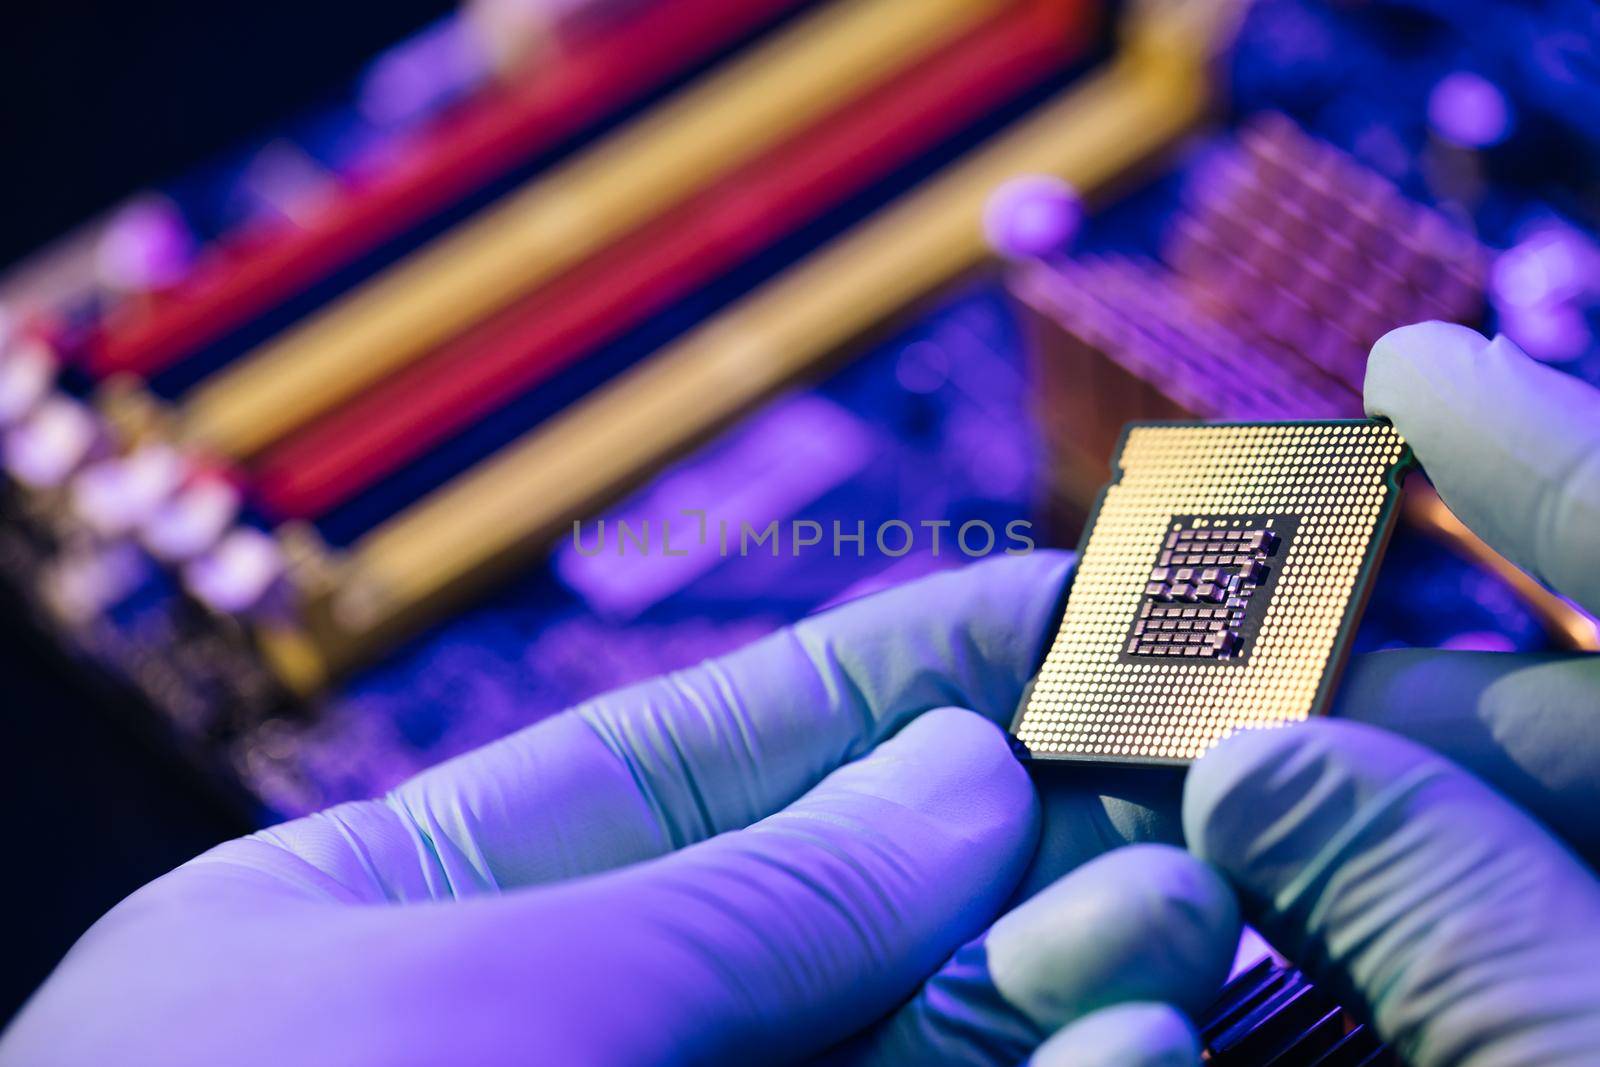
xmin=71 ymin=445 xmax=188 ymax=538
xmin=3 ymin=396 xmax=100 ymax=488
xmin=0 ymin=338 xmax=57 ymax=428
xmin=184 ymin=527 xmax=286 ymax=615
xmin=141 ymin=476 xmax=242 ymax=562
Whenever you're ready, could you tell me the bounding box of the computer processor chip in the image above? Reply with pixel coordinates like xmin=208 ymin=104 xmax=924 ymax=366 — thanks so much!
xmin=1013 ymin=420 xmax=1411 ymax=765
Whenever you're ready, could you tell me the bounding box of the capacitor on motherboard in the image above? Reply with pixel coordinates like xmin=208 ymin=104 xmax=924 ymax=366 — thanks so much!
xmin=3 ymin=396 xmax=103 ymax=489
xmin=183 ymin=526 xmax=289 ymax=618
xmin=0 ymin=337 xmax=56 ymax=428
xmin=141 ymin=475 xmax=242 ymax=563
xmin=70 ymin=445 xmax=188 ymax=540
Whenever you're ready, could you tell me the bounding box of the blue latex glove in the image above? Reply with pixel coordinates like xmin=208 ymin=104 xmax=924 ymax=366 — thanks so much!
xmin=1 ymin=551 xmax=1238 ymax=1066
xmin=1186 ymin=322 xmax=1600 ymax=1065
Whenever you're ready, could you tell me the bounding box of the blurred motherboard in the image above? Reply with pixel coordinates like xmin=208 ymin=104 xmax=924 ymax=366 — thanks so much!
xmin=0 ymin=0 xmax=1597 ymax=816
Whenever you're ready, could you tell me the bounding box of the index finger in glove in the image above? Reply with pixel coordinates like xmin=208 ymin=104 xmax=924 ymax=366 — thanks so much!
xmin=240 ymin=551 xmax=1074 ymax=901
xmin=1365 ymin=321 xmax=1600 ymax=617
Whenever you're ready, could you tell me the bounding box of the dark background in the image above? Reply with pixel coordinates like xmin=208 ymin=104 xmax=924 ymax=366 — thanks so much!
xmin=0 ymin=0 xmax=452 ymax=1021
xmin=0 ymin=0 xmax=453 ymax=269
xmin=0 ymin=604 xmax=250 ymax=1021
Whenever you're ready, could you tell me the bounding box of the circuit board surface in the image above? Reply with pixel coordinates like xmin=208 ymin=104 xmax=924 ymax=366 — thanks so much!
xmin=1013 ymin=420 xmax=1411 ymax=765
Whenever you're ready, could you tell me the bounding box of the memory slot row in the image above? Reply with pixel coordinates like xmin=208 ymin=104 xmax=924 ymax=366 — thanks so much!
xmin=81 ymin=0 xmax=814 ymax=379
xmin=261 ymin=8 xmax=1225 ymax=691
xmin=171 ymin=0 xmax=1017 ymax=461
xmin=0 ymin=0 xmax=1231 ymax=721
xmin=250 ymin=0 xmax=1092 ymax=522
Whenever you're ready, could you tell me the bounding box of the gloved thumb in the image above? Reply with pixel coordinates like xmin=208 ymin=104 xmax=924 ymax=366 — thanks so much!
xmin=1184 ymin=719 xmax=1600 ymax=1066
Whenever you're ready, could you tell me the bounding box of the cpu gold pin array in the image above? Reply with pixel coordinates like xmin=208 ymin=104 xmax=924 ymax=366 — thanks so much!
xmin=1015 ymin=420 xmax=1411 ymax=765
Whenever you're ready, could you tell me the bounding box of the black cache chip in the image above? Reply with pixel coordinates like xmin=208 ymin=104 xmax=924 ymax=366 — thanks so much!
xmin=1012 ymin=421 xmax=1412 ymax=766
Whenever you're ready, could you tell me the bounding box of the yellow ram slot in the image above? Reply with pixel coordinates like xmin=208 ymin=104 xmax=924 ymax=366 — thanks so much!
xmin=260 ymin=2 xmax=1233 ymax=693
xmin=178 ymin=0 xmax=1006 ymax=459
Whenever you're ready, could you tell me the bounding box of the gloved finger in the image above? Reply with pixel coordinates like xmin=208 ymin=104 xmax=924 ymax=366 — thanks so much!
xmin=1028 ymin=1003 xmax=1200 ymax=1067
xmin=1185 ymin=719 xmax=1600 ymax=1066
xmin=405 ymin=707 xmax=1041 ymax=1064
xmin=828 ymin=844 xmax=1236 ymax=1065
xmin=1365 ymin=321 xmax=1600 ymax=616
xmin=238 ymin=552 xmax=1078 ymax=902
xmin=1335 ymin=647 xmax=1600 ymax=866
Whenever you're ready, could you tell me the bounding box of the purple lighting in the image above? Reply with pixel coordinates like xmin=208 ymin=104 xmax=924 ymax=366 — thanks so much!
xmin=358 ymin=17 xmax=490 ymax=127
xmin=1491 ymin=224 xmax=1600 ymax=363
xmin=1492 ymin=225 xmax=1597 ymax=309
xmin=1496 ymin=302 xmax=1590 ymax=365
xmin=95 ymin=196 xmax=196 ymax=294
xmin=1427 ymin=72 xmax=1512 ymax=149
xmin=983 ymin=175 xmax=1082 ymax=260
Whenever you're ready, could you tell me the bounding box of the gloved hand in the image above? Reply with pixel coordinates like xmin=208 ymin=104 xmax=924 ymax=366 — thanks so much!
xmin=1 ymin=550 xmax=1238 ymax=1066
xmin=1185 ymin=322 xmax=1600 ymax=1066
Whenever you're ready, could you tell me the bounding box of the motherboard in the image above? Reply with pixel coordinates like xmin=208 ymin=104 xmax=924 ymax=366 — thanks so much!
xmin=0 ymin=0 xmax=1596 ymax=816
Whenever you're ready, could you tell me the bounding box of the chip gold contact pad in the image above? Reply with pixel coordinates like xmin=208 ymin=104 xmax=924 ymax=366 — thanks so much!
xmin=1013 ymin=420 xmax=1411 ymax=766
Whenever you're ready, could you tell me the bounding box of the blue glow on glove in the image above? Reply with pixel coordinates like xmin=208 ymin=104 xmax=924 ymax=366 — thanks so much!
xmin=2 ymin=551 xmax=1236 ymax=1065
xmin=1186 ymin=323 xmax=1600 ymax=1066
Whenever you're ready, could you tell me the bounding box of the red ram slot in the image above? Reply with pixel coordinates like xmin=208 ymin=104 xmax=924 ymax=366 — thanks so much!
xmin=83 ymin=0 xmax=808 ymax=379
xmin=252 ymin=0 xmax=1089 ymax=519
